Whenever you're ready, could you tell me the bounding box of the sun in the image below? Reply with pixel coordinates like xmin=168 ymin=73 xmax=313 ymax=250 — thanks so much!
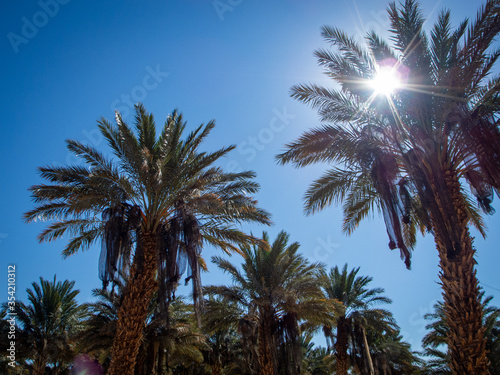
xmin=370 ymin=67 xmax=402 ymax=96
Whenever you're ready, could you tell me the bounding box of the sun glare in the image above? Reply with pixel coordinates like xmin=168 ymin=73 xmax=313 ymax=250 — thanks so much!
xmin=370 ymin=67 xmax=402 ymax=96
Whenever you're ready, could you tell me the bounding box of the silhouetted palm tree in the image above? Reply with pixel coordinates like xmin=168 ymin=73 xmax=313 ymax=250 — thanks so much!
xmin=366 ymin=327 xmax=422 ymax=374
xmin=137 ymin=297 xmax=207 ymax=375
xmin=2 ymin=277 xmax=84 ymax=375
xmin=277 ymin=1 xmax=500 ymax=372
xmin=0 ymin=309 xmax=30 ymax=374
xmin=321 ymin=265 xmax=394 ymax=375
xmin=301 ymin=337 xmax=335 ymax=375
xmin=25 ymin=104 xmax=271 ymax=375
xmin=204 ymin=231 xmax=338 ymax=375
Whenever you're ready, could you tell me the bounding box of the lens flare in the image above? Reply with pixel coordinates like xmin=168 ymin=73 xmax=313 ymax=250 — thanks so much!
xmin=370 ymin=67 xmax=402 ymax=96
xmin=73 ymin=354 xmax=103 ymax=375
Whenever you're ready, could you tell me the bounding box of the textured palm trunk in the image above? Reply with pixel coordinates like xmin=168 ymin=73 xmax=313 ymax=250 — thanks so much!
xmin=258 ymin=308 xmax=275 ymax=375
xmin=431 ymin=170 xmax=489 ymax=374
xmin=335 ymin=316 xmax=349 ymax=375
xmin=360 ymin=325 xmax=374 ymax=375
xmin=108 ymin=232 xmax=158 ymax=375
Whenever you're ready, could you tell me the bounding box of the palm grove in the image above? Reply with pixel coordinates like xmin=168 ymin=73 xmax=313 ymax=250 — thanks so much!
xmin=4 ymin=0 xmax=499 ymax=374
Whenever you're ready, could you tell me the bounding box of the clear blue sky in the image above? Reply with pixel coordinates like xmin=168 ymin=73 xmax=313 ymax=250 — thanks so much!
xmin=1 ymin=0 xmax=499 ymax=351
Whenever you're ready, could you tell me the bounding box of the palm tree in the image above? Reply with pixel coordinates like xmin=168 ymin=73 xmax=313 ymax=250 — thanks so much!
xmin=204 ymin=231 xmax=338 ymax=375
xmin=321 ymin=265 xmax=394 ymax=375
xmin=301 ymin=337 xmax=335 ymax=375
xmin=136 ymin=297 xmax=207 ymax=375
xmin=76 ymin=284 xmax=125 ymax=372
xmin=1 ymin=277 xmax=84 ymax=375
xmin=422 ymin=294 xmax=500 ymax=374
xmin=195 ymin=326 xmax=248 ymax=375
xmin=276 ymin=1 xmax=500 ymax=373
xmin=203 ymin=296 xmax=260 ymax=375
xmin=366 ymin=328 xmax=422 ymax=374
xmin=25 ymin=104 xmax=271 ymax=375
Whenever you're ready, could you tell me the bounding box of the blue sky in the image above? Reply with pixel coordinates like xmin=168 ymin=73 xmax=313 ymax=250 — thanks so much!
xmin=1 ymin=0 xmax=499 ymax=351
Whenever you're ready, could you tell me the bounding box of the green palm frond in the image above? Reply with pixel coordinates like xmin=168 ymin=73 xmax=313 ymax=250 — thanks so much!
xmin=205 ymin=231 xmax=337 ymax=374
xmin=26 ymin=103 xmax=271 ymax=311
xmin=278 ymin=0 xmax=500 ymax=274
xmin=305 ymin=168 xmax=361 ymax=215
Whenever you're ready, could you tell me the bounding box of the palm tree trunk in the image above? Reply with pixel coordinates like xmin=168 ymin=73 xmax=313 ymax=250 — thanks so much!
xmin=258 ymin=308 xmax=275 ymax=375
xmin=432 ymin=170 xmax=489 ymax=374
xmin=108 ymin=232 xmax=158 ymax=375
xmin=360 ymin=325 xmax=374 ymax=375
xmin=335 ymin=316 xmax=349 ymax=375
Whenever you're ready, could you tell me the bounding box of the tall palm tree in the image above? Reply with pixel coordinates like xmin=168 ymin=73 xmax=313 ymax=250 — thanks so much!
xmin=321 ymin=265 xmax=394 ymax=375
xmin=2 ymin=277 xmax=84 ymax=375
xmin=204 ymin=231 xmax=338 ymax=375
xmin=422 ymin=294 xmax=500 ymax=374
xmin=25 ymin=104 xmax=271 ymax=375
xmin=276 ymin=1 xmax=500 ymax=373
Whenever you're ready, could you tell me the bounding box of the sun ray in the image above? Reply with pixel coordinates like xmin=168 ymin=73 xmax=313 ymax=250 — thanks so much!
xmin=370 ymin=67 xmax=402 ymax=95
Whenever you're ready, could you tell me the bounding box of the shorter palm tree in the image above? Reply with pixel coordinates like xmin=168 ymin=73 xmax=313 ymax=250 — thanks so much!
xmin=301 ymin=337 xmax=335 ymax=375
xmin=204 ymin=231 xmax=338 ymax=375
xmin=194 ymin=327 xmax=247 ymax=375
xmin=2 ymin=277 xmax=84 ymax=375
xmin=0 ymin=310 xmax=30 ymax=374
xmin=137 ymin=297 xmax=207 ymax=375
xmin=322 ymin=264 xmax=394 ymax=375
xmin=366 ymin=327 xmax=422 ymax=374
xmin=76 ymin=287 xmax=120 ymax=370
xmin=203 ymin=296 xmax=259 ymax=375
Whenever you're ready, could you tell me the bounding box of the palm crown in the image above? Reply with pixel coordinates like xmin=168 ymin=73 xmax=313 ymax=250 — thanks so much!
xmin=204 ymin=231 xmax=337 ymax=375
xmin=25 ymin=104 xmax=270 ymax=304
xmin=277 ymin=0 xmax=500 ymax=267
xmin=276 ymin=1 xmax=500 ymax=373
xmin=322 ymin=265 xmax=394 ymax=375
xmin=25 ymin=104 xmax=271 ymax=375
xmin=3 ymin=277 xmax=84 ymax=374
